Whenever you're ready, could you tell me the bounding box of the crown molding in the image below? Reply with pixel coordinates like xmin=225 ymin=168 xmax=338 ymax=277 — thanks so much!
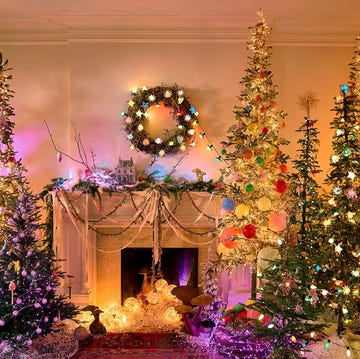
xmin=0 ymin=15 xmax=358 ymax=46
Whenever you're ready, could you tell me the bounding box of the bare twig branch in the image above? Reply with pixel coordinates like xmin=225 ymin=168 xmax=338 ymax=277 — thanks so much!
xmin=44 ymin=119 xmax=91 ymax=170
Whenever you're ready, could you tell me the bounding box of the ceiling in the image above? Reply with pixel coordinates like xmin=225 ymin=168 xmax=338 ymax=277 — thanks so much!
xmin=0 ymin=0 xmax=359 ymax=44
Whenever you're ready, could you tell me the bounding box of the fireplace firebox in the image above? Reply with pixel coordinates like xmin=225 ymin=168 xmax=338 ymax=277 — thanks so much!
xmin=121 ymin=247 xmax=198 ymax=303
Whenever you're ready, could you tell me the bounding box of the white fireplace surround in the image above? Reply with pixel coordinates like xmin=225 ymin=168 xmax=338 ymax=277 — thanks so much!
xmin=53 ymin=190 xmax=223 ymax=307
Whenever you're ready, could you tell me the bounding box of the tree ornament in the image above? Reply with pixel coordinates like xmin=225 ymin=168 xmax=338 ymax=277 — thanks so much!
xmin=221 ymin=226 xmax=241 ymax=243
xmin=279 ymin=164 xmax=287 ymax=173
xmin=242 ymin=224 xmax=256 ymax=239
xmin=245 ymin=183 xmax=255 ymax=193
xmin=242 ymin=150 xmax=253 ymax=159
xmin=235 ymin=203 xmax=249 ymax=218
xmin=268 ymin=212 xmax=287 ymax=232
xmin=56 ymin=152 xmax=62 ymax=162
xmin=222 ymin=198 xmax=236 ymax=211
xmin=9 ymin=281 xmax=16 ymax=304
xmin=255 ymin=157 xmax=264 ymax=165
xmin=274 ymin=179 xmax=288 ymax=194
xmin=257 ymin=196 xmax=272 ymax=212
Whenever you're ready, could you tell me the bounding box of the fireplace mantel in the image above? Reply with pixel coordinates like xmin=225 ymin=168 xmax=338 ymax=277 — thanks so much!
xmin=53 ymin=190 xmax=221 ymax=306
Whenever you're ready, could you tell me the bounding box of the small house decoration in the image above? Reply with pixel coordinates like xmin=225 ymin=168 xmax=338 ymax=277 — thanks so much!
xmin=114 ymin=158 xmax=137 ymax=184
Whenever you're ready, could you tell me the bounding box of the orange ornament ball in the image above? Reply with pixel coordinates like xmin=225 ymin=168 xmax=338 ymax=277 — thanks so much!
xmin=221 ymin=226 xmax=241 ymax=242
xmin=242 ymin=150 xmax=253 ymax=159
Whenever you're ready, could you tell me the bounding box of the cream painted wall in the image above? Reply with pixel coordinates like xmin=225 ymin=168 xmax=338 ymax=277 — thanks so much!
xmin=0 ymin=41 xmax=355 ymax=193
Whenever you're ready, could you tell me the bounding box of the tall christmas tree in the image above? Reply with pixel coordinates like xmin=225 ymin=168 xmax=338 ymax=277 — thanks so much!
xmin=0 ymin=53 xmax=78 ymax=349
xmin=217 ymin=11 xmax=290 ymax=297
xmin=253 ymin=93 xmax=326 ymax=359
xmin=321 ymin=83 xmax=360 ymax=336
xmin=348 ymin=36 xmax=360 ymax=104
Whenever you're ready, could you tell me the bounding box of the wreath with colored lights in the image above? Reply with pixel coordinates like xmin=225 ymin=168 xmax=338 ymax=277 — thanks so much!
xmin=122 ymin=85 xmax=199 ymax=156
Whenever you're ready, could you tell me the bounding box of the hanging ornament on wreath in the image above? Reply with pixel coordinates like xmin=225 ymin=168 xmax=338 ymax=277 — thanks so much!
xmin=122 ymin=84 xmax=199 ymax=156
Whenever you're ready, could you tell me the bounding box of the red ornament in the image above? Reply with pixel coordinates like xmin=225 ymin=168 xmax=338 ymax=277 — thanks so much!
xmin=242 ymin=224 xmax=256 ymax=239
xmin=312 ymin=169 xmax=317 ymax=174
xmin=274 ymin=179 xmax=288 ymax=194
xmin=259 ymin=71 xmax=266 ymax=78
xmin=235 ymin=311 xmax=247 ymax=320
xmin=223 ymin=315 xmax=232 ymax=323
xmin=279 ymin=164 xmax=288 ymax=173
xmin=8 ymin=156 xmax=14 ymax=163
xmin=255 ymin=95 xmax=261 ymax=102
xmin=260 ymin=107 xmax=267 ymax=113
xmin=215 ymin=182 xmax=223 ymax=188
xmin=84 ymin=169 xmax=92 ymax=177
xmin=262 ymin=127 xmax=269 ymax=134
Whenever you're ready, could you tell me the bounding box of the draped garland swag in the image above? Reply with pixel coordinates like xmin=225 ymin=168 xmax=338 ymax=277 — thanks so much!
xmin=42 ymin=178 xmax=222 ymax=282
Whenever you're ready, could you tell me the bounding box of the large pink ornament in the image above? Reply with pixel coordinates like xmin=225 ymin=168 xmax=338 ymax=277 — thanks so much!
xmin=242 ymin=224 xmax=256 ymax=239
xmin=268 ymin=212 xmax=287 ymax=232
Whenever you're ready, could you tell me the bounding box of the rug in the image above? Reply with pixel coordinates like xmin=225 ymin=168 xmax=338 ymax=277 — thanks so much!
xmin=72 ymin=332 xmax=216 ymax=358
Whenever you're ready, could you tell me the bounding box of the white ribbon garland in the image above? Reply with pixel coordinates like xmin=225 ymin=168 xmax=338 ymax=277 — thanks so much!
xmin=55 ymin=189 xmax=218 ymax=254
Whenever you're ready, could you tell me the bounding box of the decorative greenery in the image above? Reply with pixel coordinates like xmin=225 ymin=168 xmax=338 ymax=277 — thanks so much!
xmin=122 ymin=84 xmax=199 ymax=156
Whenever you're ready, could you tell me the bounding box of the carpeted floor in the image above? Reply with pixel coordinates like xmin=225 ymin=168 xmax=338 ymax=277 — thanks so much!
xmin=72 ymin=332 xmax=217 ymax=359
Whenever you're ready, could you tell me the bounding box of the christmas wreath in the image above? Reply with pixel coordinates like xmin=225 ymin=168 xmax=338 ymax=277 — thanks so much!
xmin=122 ymin=84 xmax=199 ymax=156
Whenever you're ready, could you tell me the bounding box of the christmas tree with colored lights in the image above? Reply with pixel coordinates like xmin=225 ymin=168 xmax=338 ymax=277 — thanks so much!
xmin=348 ymin=36 xmax=360 ymax=104
xmin=252 ymin=93 xmax=326 ymax=359
xmin=0 ymin=53 xmax=78 ymax=349
xmin=321 ymin=83 xmax=360 ymax=337
xmin=217 ymin=11 xmax=290 ymax=297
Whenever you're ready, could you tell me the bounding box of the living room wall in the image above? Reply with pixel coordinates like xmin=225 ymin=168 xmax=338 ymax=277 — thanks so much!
xmin=0 ymin=41 xmax=354 ymax=193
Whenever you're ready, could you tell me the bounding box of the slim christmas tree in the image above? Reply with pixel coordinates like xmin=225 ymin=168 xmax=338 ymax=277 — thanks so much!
xmin=348 ymin=36 xmax=360 ymax=104
xmin=321 ymin=83 xmax=360 ymax=336
xmin=253 ymin=93 xmax=326 ymax=359
xmin=0 ymin=53 xmax=78 ymax=349
xmin=217 ymin=11 xmax=290 ymax=297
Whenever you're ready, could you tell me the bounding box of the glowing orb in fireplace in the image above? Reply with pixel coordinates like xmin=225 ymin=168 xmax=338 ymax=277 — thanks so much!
xmin=155 ymin=279 xmax=168 ymax=292
xmin=146 ymin=291 xmax=160 ymax=304
xmin=166 ymin=284 xmax=177 ymax=298
xmin=164 ymin=307 xmax=182 ymax=322
xmin=123 ymin=297 xmax=140 ymax=312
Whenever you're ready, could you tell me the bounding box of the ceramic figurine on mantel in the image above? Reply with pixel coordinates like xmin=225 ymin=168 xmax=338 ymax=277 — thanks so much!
xmin=114 ymin=157 xmax=137 ymax=184
xmin=192 ymin=168 xmax=206 ymax=182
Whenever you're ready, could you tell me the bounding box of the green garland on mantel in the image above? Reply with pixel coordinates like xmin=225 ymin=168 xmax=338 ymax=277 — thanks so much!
xmin=40 ymin=175 xmax=223 ymax=200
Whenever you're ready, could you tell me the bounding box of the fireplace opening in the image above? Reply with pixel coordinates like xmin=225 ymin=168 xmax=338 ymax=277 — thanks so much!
xmin=121 ymin=247 xmax=198 ymax=303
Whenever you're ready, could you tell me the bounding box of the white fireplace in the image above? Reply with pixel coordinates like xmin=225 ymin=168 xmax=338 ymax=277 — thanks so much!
xmin=53 ymin=190 xmax=221 ymax=308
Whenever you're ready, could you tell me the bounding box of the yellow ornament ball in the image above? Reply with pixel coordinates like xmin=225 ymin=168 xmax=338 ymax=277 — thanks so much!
xmin=217 ymin=242 xmax=231 ymax=256
xmin=257 ymin=197 xmax=272 ymax=212
xmin=235 ymin=203 xmax=249 ymax=218
xmin=247 ymin=123 xmax=258 ymax=132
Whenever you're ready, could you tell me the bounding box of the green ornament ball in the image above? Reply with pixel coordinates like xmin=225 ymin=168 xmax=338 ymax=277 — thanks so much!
xmin=344 ymin=148 xmax=351 ymax=156
xmin=164 ymin=175 xmax=172 ymax=182
xmin=234 ymin=303 xmax=245 ymax=313
xmin=255 ymin=157 xmax=264 ymax=165
xmin=245 ymin=183 xmax=255 ymax=193
xmin=221 ymin=148 xmax=227 ymax=155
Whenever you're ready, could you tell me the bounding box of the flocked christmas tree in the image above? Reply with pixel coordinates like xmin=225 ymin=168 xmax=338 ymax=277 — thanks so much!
xmin=252 ymin=93 xmax=326 ymax=359
xmin=0 ymin=53 xmax=78 ymax=349
xmin=321 ymin=82 xmax=360 ymax=336
xmin=217 ymin=11 xmax=290 ymax=297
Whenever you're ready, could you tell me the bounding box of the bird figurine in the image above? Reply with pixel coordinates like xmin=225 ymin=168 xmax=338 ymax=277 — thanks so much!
xmin=82 ymin=305 xmax=107 ymax=335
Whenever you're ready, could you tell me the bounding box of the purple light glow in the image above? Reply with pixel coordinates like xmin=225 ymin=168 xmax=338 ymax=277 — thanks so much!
xmin=178 ymin=251 xmax=192 ymax=286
